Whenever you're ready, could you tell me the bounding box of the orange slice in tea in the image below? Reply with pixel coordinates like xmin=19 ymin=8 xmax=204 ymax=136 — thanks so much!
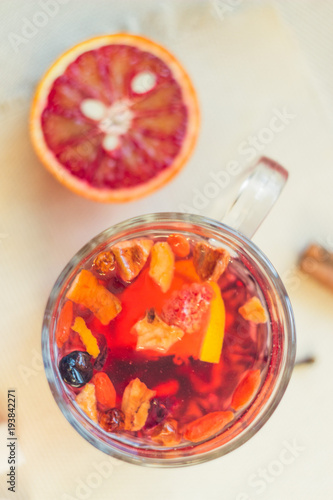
xmin=30 ymin=34 xmax=200 ymax=202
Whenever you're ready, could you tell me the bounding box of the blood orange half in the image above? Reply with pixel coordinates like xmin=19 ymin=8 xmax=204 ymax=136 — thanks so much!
xmin=30 ymin=34 xmax=200 ymax=202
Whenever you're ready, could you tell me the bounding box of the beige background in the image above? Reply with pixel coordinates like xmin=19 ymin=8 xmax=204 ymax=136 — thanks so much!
xmin=1 ymin=1 xmax=333 ymax=499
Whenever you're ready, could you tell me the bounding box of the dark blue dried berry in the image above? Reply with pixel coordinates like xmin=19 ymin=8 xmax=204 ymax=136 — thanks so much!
xmin=59 ymin=351 xmax=93 ymax=387
xmin=145 ymin=398 xmax=169 ymax=429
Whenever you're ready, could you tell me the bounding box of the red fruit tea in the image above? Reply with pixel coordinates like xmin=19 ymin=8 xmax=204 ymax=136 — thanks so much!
xmin=56 ymin=233 xmax=270 ymax=447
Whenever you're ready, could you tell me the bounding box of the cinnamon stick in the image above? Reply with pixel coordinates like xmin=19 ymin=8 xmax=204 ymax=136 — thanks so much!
xmin=299 ymin=244 xmax=333 ymax=292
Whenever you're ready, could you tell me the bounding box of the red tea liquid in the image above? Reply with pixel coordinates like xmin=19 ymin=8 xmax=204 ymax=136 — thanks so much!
xmin=57 ymin=233 xmax=270 ymax=446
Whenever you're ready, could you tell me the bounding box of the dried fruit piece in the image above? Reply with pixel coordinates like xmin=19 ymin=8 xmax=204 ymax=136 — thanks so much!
xmin=56 ymin=300 xmax=73 ymax=348
xmin=151 ymin=419 xmax=181 ymax=446
xmin=93 ymin=251 xmax=115 ymax=275
xmin=76 ymin=383 xmax=98 ymax=423
xmin=231 ymin=369 xmax=261 ymax=411
xmin=121 ymin=378 xmax=156 ymax=431
xmin=132 ymin=308 xmax=184 ymax=353
xmin=238 ymin=297 xmax=267 ymax=324
xmin=72 ymin=317 xmax=100 ymax=358
xmin=199 ymin=283 xmax=225 ymax=364
xmin=184 ymin=411 xmax=234 ymax=443
xmin=99 ymin=408 xmax=125 ymax=433
xmin=112 ymin=238 xmax=153 ymax=281
xmin=66 ymin=269 xmax=121 ymax=325
xmin=167 ymin=234 xmax=190 ymax=258
xmin=59 ymin=351 xmax=93 ymax=387
xmin=145 ymin=398 xmax=169 ymax=429
xmin=149 ymin=242 xmax=175 ymax=293
xmin=92 ymin=372 xmax=116 ymax=410
xmin=193 ymin=242 xmax=230 ymax=281
xmin=162 ymin=283 xmax=213 ymax=334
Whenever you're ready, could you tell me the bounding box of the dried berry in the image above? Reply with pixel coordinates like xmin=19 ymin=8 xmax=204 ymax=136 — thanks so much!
xmin=99 ymin=408 xmax=125 ymax=433
xmin=145 ymin=398 xmax=169 ymax=429
xmin=59 ymin=351 xmax=93 ymax=387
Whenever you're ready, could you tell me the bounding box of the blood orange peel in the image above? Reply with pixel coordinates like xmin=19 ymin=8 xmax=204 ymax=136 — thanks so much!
xmin=30 ymin=34 xmax=200 ymax=202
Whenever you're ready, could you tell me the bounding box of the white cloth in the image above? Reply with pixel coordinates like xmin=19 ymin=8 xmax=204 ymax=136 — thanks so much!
xmin=1 ymin=1 xmax=333 ymax=499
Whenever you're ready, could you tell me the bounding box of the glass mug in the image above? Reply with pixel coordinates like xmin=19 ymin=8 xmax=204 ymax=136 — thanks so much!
xmin=42 ymin=157 xmax=296 ymax=467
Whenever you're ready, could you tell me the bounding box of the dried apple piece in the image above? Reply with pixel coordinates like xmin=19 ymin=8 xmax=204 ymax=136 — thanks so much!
xmin=238 ymin=297 xmax=267 ymax=324
xmin=132 ymin=308 xmax=184 ymax=353
xmin=151 ymin=419 xmax=181 ymax=446
xmin=66 ymin=269 xmax=121 ymax=325
xmin=121 ymin=378 xmax=156 ymax=431
xmin=76 ymin=383 xmax=98 ymax=423
xmin=112 ymin=238 xmax=153 ymax=281
xmin=149 ymin=242 xmax=175 ymax=293
xmin=72 ymin=317 xmax=100 ymax=358
xmin=193 ymin=242 xmax=230 ymax=281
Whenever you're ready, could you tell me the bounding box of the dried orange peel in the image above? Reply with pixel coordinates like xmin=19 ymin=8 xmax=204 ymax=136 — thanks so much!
xmin=72 ymin=317 xmax=100 ymax=358
xmin=66 ymin=269 xmax=121 ymax=324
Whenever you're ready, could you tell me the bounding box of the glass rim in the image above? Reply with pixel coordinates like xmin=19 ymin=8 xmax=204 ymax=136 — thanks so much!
xmin=42 ymin=212 xmax=296 ymax=467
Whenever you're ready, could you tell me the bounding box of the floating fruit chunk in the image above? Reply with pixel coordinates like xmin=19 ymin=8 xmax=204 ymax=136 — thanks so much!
xmin=184 ymin=411 xmax=234 ymax=443
xmin=174 ymin=259 xmax=200 ymax=282
xmin=76 ymin=383 xmax=98 ymax=423
xmin=238 ymin=297 xmax=267 ymax=324
xmin=121 ymin=378 xmax=156 ymax=431
xmin=93 ymin=251 xmax=115 ymax=276
xmin=149 ymin=242 xmax=175 ymax=293
xmin=112 ymin=238 xmax=153 ymax=281
xmin=231 ymin=369 xmax=261 ymax=411
xmin=193 ymin=242 xmax=230 ymax=281
xmin=162 ymin=283 xmax=213 ymax=334
xmin=99 ymin=408 xmax=125 ymax=432
xmin=59 ymin=351 xmax=93 ymax=387
xmin=167 ymin=234 xmax=190 ymax=258
xmin=30 ymin=34 xmax=200 ymax=203
xmin=145 ymin=398 xmax=171 ymax=429
xmin=151 ymin=418 xmax=181 ymax=446
xmin=72 ymin=317 xmax=100 ymax=358
xmin=56 ymin=300 xmax=73 ymax=348
xmin=199 ymin=282 xmax=225 ymax=364
xmin=66 ymin=269 xmax=121 ymax=324
xmin=92 ymin=372 xmax=116 ymax=410
xmin=132 ymin=308 xmax=184 ymax=353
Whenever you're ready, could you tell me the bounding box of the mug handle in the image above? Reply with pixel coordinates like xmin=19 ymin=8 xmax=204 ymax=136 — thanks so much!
xmin=221 ymin=157 xmax=288 ymax=239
